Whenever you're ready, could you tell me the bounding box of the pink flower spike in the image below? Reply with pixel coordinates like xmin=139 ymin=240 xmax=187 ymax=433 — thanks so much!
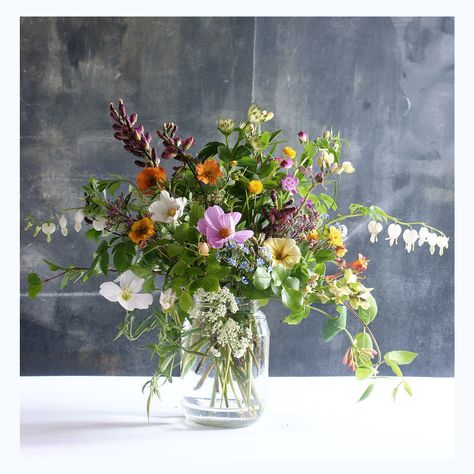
xmin=197 ymin=205 xmax=253 ymax=248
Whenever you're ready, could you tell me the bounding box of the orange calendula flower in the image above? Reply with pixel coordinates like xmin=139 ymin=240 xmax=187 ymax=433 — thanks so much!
xmin=128 ymin=217 xmax=155 ymax=244
xmin=196 ymin=159 xmax=222 ymax=185
xmin=306 ymin=230 xmax=319 ymax=241
xmin=136 ymin=167 xmax=167 ymax=195
xmin=349 ymin=253 xmax=369 ymax=273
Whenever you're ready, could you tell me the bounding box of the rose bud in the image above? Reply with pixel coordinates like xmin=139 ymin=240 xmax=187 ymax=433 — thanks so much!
xmin=198 ymin=242 xmax=210 ymax=256
xmin=298 ymin=130 xmax=308 ymax=144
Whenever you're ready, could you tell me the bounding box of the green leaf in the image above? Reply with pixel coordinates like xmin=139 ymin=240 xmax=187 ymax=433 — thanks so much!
xmin=271 ymin=265 xmax=288 ymax=286
xmin=282 ymin=276 xmax=299 ymax=291
xmin=282 ymin=306 xmax=310 ymax=325
xmin=85 ymin=229 xmax=101 ymax=241
xmin=384 ymin=350 xmax=418 ymax=365
xmin=27 ymin=273 xmax=42 ymax=299
xmin=197 ymin=141 xmax=223 ymax=161
xmin=129 ymin=264 xmax=149 ymax=278
xmin=200 ymin=275 xmax=220 ymax=292
xmin=253 ymin=267 xmax=271 ymax=290
xmin=315 ymin=249 xmax=336 ymax=262
xmin=386 ymin=360 xmax=403 ymax=377
xmin=358 ymin=294 xmax=378 ymax=324
xmin=322 ymin=306 xmax=347 ymax=342
xmin=99 ymin=251 xmax=109 ymax=276
xmin=355 ymin=366 xmax=373 ymax=380
xmin=281 ymin=287 xmax=304 ymax=312
xmin=358 ymin=383 xmax=375 ymax=402
xmin=188 ymin=204 xmax=204 ymax=226
xmin=217 ymin=145 xmax=232 ymax=163
xmin=179 ymin=291 xmax=193 ymax=312
xmin=403 ymin=381 xmax=413 ymax=397
xmin=167 ymin=244 xmax=185 ymax=258
xmin=43 ymin=259 xmax=61 ymax=271
xmin=142 ymin=277 xmax=155 ymax=294
xmin=354 ymin=332 xmax=373 ymax=350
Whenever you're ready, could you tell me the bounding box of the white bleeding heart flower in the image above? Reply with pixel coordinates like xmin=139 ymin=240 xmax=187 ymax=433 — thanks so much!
xmin=418 ymin=226 xmax=430 ymax=246
xmin=368 ymin=221 xmax=383 ymax=243
xmin=148 ymin=190 xmax=187 ymax=223
xmin=58 ymin=215 xmax=68 ymax=236
xmin=427 ymin=232 xmax=438 ymax=255
xmin=41 ymin=222 xmax=56 ymax=243
xmin=159 ymin=288 xmax=176 ymax=312
xmin=99 ymin=270 xmax=153 ymax=311
xmin=385 ymin=223 xmax=401 ymax=246
xmin=403 ymin=228 xmax=418 ymax=253
xmin=436 ymin=235 xmax=449 ymax=256
xmin=74 ymin=210 xmax=85 ymax=232
xmin=93 ymin=216 xmax=107 ymax=231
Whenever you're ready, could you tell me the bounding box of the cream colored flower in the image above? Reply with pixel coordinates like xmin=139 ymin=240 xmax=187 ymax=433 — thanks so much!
xmin=368 ymin=221 xmax=383 ymax=243
xmin=149 ymin=191 xmax=187 ymax=223
xmin=317 ymin=150 xmax=335 ymax=169
xmin=58 ymin=215 xmax=68 ymax=236
xmin=263 ymin=237 xmax=301 ymax=269
xmin=330 ymin=161 xmax=355 ymax=174
xmin=385 ymin=223 xmax=401 ymax=246
xmin=41 ymin=222 xmax=56 ymax=243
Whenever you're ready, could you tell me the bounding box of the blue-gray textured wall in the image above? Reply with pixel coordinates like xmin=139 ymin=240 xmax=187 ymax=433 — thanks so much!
xmin=20 ymin=17 xmax=454 ymax=377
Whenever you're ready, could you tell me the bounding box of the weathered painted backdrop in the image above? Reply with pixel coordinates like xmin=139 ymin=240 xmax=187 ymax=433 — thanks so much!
xmin=20 ymin=17 xmax=454 ymax=376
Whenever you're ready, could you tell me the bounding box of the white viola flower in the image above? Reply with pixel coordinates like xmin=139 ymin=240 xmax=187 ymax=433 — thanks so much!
xmin=148 ymin=190 xmax=187 ymax=223
xmin=92 ymin=216 xmax=107 ymax=231
xmin=368 ymin=220 xmax=383 ymax=243
xmin=41 ymin=222 xmax=56 ymax=243
xmin=58 ymin=215 xmax=68 ymax=236
xmin=403 ymin=228 xmax=418 ymax=253
xmin=99 ymin=270 xmax=153 ymax=311
xmin=385 ymin=223 xmax=402 ymax=246
xmin=159 ymin=288 xmax=176 ymax=312
xmin=74 ymin=210 xmax=85 ymax=232
xmin=418 ymin=226 xmax=430 ymax=246
xmin=427 ymin=232 xmax=438 ymax=255
xmin=436 ymin=235 xmax=449 ymax=256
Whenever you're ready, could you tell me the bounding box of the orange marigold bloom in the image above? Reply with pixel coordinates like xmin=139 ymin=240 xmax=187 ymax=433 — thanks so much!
xmin=136 ymin=167 xmax=167 ymax=195
xmin=196 ymin=159 xmax=222 ymax=185
xmin=349 ymin=253 xmax=369 ymax=273
xmin=128 ymin=217 xmax=155 ymax=244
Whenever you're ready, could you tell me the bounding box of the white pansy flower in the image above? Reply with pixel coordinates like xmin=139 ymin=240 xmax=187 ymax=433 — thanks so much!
xmin=427 ymin=232 xmax=438 ymax=255
xmin=41 ymin=223 xmax=56 ymax=243
xmin=159 ymin=288 xmax=176 ymax=312
xmin=58 ymin=215 xmax=68 ymax=236
xmin=99 ymin=270 xmax=153 ymax=311
xmin=403 ymin=229 xmax=418 ymax=253
xmin=436 ymin=235 xmax=449 ymax=256
xmin=418 ymin=226 xmax=430 ymax=246
xmin=368 ymin=220 xmax=383 ymax=243
xmin=148 ymin=190 xmax=187 ymax=223
xmin=74 ymin=210 xmax=85 ymax=232
xmin=93 ymin=216 xmax=107 ymax=231
xmin=385 ymin=223 xmax=401 ymax=246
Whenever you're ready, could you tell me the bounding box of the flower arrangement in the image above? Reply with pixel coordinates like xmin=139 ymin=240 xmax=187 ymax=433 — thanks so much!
xmin=25 ymin=101 xmax=448 ymax=413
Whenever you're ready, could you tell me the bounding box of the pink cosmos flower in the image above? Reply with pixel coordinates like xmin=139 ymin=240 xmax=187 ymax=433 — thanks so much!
xmin=197 ymin=205 xmax=254 ymax=249
xmin=281 ymin=175 xmax=299 ymax=194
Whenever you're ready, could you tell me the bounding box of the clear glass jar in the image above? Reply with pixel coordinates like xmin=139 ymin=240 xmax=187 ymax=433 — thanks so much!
xmin=180 ymin=297 xmax=270 ymax=428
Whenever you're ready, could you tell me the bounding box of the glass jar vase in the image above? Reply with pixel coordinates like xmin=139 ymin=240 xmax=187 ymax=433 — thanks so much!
xmin=180 ymin=296 xmax=270 ymax=428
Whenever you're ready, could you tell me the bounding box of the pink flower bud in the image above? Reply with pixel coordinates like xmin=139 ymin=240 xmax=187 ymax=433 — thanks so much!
xmin=298 ymin=130 xmax=308 ymax=144
xmin=183 ymin=136 xmax=195 ymax=150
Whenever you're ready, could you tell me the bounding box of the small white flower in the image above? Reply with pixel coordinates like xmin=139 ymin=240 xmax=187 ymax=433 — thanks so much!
xmin=92 ymin=216 xmax=107 ymax=231
xmin=317 ymin=150 xmax=335 ymax=169
xmin=436 ymin=235 xmax=449 ymax=256
xmin=368 ymin=220 xmax=383 ymax=243
xmin=427 ymin=232 xmax=438 ymax=255
xmin=148 ymin=190 xmax=187 ymax=223
xmin=418 ymin=226 xmax=430 ymax=246
xmin=41 ymin=222 xmax=56 ymax=243
xmin=74 ymin=210 xmax=85 ymax=232
xmin=403 ymin=228 xmax=419 ymax=253
xmin=58 ymin=215 xmax=68 ymax=236
xmin=385 ymin=223 xmax=402 ymax=246
xmin=99 ymin=270 xmax=153 ymax=311
xmin=340 ymin=224 xmax=348 ymax=239
xmin=159 ymin=288 xmax=176 ymax=311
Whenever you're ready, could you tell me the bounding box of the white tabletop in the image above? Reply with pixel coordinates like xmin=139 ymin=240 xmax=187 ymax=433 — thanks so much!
xmin=20 ymin=376 xmax=454 ymax=466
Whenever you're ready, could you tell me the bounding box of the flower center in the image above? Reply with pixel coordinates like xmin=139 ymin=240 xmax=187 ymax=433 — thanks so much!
xmin=218 ymin=227 xmax=232 ymax=238
xmin=167 ymin=208 xmax=178 ymax=217
xmin=121 ymin=288 xmax=132 ymax=301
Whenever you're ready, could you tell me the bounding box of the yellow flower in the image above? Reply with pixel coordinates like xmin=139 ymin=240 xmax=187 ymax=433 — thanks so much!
xmin=327 ymin=226 xmax=343 ymax=247
xmin=263 ymin=237 xmax=301 ymax=269
xmin=247 ymin=180 xmax=264 ymax=194
xmin=335 ymin=245 xmax=347 ymax=257
xmin=282 ymin=146 xmax=297 ymax=159
xmin=306 ymin=230 xmax=319 ymax=241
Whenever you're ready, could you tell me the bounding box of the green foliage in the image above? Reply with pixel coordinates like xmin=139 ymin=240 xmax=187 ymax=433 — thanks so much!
xmin=27 ymin=273 xmax=42 ymax=299
xmin=253 ymin=267 xmax=271 ymax=290
xmin=358 ymin=294 xmax=378 ymax=324
xmin=323 ymin=306 xmax=347 ymax=342
xmin=281 ymin=287 xmax=304 ymax=312
xmin=384 ymin=350 xmax=418 ymax=365
xmin=358 ymin=383 xmax=375 ymax=402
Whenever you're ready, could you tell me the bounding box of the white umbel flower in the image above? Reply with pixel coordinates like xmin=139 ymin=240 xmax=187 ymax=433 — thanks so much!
xmin=385 ymin=223 xmax=402 ymax=246
xmin=99 ymin=270 xmax=153 ymax=311
xmin=149 ymin=190 xmax=187 ymax=223
xmin=403 ymin=229 xmax=418 ymax=253
xmin=58 ymin=215 xmax=68 ymax=236
xmin=368 ymin=221 xmax=383 ymax=243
